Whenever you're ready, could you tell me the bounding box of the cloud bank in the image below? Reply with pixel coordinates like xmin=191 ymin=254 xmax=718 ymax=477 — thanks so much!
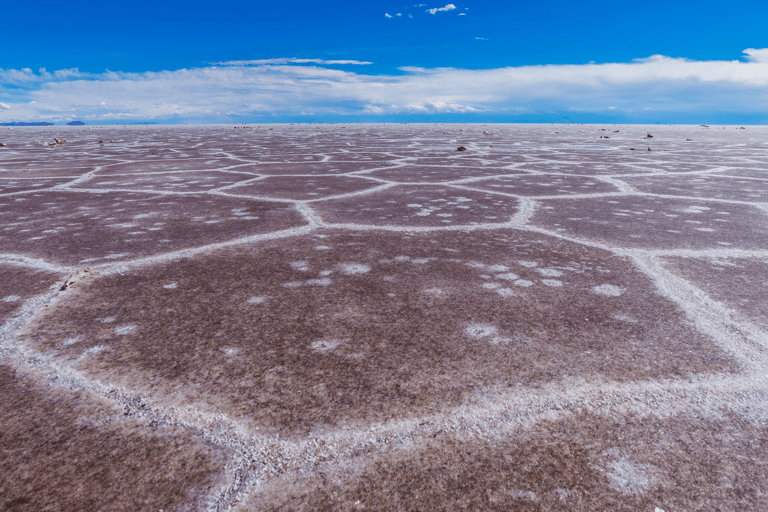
xmin=1 ymin=49 xmax=767 ymax=123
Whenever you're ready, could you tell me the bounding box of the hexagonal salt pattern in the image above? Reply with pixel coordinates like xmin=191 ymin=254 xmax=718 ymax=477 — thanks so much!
xmin=0 ymin=190 xmax=306 ymax=264
xmin=531 ymin=196 xmax=768 ymax=250
xmin=21 ymin=230 xmax=737 ymax=437
xmin=2 ymin=124 xmax=767 ymax=511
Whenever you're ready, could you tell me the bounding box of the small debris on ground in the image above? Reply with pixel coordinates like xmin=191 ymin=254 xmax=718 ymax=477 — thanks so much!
xmin=41 ymin=138 xmax=68 ymax=148
xmin=646 ymin=133 xmax=654 ymax=138
xmin=456 ymin=146 xmax=467 ymax=151
xmin=483 ymin=131 xmax=494 ymax=135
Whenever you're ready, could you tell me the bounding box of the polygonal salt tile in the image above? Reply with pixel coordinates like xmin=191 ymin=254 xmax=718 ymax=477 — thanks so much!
xmin=462 ymin=174 xmax=620 ymax=196
xmin=0 ymin=364 xmax=231 ymax=511
xmin=236 ymin=161 xmax=389 ymax=175
xmin=363 ymin=165 xmax=524 ymax=183
xmin=0 ymin=178 xmax=77 ymax=194
xmin=226 ymin=175 xmax=384 ymax=200
xmin=0 ymin=190 xmax=306 ymax=264
xmin=0 ymin=264 xmax=62 ymax=323
xmin=100 ymin=157 xmax=246 ymax=174
xmin=622 ymin=174 xmax=768 ymax=202
xmin=659 ymin=257 xmax=768 ymax=332
xmin=78 ymin=170 xmax=257 ymax=192
xmin=531 ymin=196 xmax=768 ymax=250
xmin=22 ymin=230 xmax=737 ymax=436
xmin=243 ymin=400 xmax=768 ymax=511
xmin=314 ymin=185 xmax=521 ymax=227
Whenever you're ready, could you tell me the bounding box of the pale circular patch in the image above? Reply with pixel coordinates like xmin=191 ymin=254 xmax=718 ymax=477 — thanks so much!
xmin=592 ymin=284 xmax=623 ymax=297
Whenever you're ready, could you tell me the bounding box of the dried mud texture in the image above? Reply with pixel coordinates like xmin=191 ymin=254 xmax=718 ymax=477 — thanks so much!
xmin=660 ymin=257 xmax=768 ymax=332
xmin=0 ymin=364 xmax=231 ymax=512
xmin=532 ymin=196 xmax=768 ymax=250
xmin=315 ymin=186 xmax=522 ymax=226
xmin=22 ymin=230 xmax=736 ymax=435
xmin=0 ymin=190 xmax=305 ymax=264
xmin=246 ymin=404 xmax=768 ymax=512
xmin=2 ymin=124 xmax=768 ymax=510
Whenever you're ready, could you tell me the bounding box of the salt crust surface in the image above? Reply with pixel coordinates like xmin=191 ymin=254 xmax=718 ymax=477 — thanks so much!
xmin=1 ymin=124 xmax=768 ymax=510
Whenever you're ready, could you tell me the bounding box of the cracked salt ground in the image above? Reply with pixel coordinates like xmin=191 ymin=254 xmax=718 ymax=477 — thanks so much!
xmin=315 ymin=185 xmax=522 ymax=226
xmin=0 ymin=190 xmax=305 ymax=264
xmin=362 ymin=164 xmax=525 ymax=183
xmin=225 ymin=175 xmax=384 ymax=200
xmin=659 ymin=257 xmax=768 ymax=333
xmin=243 ymin=397 xmax=768 ymax=511
xmin=2 ymin=124 xmax=768 ymax=510
xmin=21 ymin=230 xmax=738 ymax=437
xmin=532 ymin=196 xmax=768 ymax=250
xmin=623 ymin=173 xmax=768 ymax=202
xmin=78 ymin=170 xmax=258 ymax=192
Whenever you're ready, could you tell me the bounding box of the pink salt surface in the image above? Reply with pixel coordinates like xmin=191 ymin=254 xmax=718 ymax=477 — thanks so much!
xmin=1 ymin=123 xmax=768 ymax=510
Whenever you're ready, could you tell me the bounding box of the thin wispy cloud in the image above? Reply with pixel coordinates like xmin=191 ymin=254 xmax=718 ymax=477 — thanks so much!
xmin=427 ymin=4 xmax=456 ymax=14
xmin=215 ymin=58 xmax=373 ymax=66
xmin=1 ymin=49 xmax=767 ymax=123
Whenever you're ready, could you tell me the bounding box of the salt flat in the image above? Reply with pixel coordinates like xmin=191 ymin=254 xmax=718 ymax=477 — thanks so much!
xmin=1 ymin=123 xmax=768 ymax=511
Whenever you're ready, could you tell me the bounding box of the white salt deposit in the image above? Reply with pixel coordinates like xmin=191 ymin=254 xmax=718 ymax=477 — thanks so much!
xmin=593 ymin=284 xmax=623 ymax=296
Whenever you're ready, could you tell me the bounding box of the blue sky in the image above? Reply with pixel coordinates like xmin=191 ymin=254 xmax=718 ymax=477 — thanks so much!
xmin=2 ymin=0 xmax=768 ymax=124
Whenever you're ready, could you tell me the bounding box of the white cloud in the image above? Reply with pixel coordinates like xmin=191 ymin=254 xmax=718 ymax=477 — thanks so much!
xmin=385 ymin=13 xmax=392 ymax=18
xmin=744 ymin=48 xmax=768 ymax=63
xmin=214 ymin=58 xmax=373 ymax=65
xmin=475 ymin=37 xmax=486 ymax=40
xmin=396 ymin=13 xmax=402 ymax=16
xmin=609 ymin=106 xmax=616 ymax=110
xmin=1 ymin=48 xmax=767 ymax=123
xmin=0 ymin=102 xmax=10 ymax=109
xmin=427 ymin=4 xmax=456 ymax=14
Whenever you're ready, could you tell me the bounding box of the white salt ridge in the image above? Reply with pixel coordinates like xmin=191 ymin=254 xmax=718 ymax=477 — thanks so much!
xmin=247 ymin=296 xmax=267 ymax=305
xmin=115 ymin=325 xmax=136 ymax=335
xmin=163 ymin=283 xmax=177 ymax=289
xmin=3 ymin=295 xmax=20 ymax=302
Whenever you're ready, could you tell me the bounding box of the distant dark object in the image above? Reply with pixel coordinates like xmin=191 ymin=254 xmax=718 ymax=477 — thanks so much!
xmin=67 ymin=121 xmax=86 ymax=126
xmin=483 ymin=131 xmax=494 ymax=135
xmin=0 ymin=143 xmax=6 ymax=147
xmin=686 ymin=139 xmax=693 ymax=141
xmin=456 ymin=146 xmax=467 ymax=151
xmin=740 ymin=127 xmax=746 ymax=129
xmin=604 ymin=136 xmax=610 ymax=138
xmin=630 ymin=148 xmax=636 ymax=150
xmin=647 ymin=148 xmax=652 ymax=151
xmin=0 ymin=121 xmax=54 ymax=126
xmin=614 ymin=130 xmax=620 ymax=132
xmin=646 ymin=133 xmax=653 ymax=138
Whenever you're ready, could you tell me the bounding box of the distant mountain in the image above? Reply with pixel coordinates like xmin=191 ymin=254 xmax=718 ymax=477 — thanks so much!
xmin=66 ymin=120 xmax=86 ymax=126
xmin=0 ymin=121 xmax=54 ymax=126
